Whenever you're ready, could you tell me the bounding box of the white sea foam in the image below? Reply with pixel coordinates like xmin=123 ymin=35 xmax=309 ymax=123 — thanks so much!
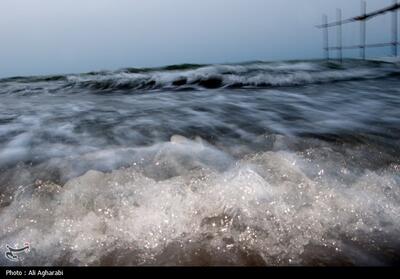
xmin=0 ymin=136 xmax=399 ymax=266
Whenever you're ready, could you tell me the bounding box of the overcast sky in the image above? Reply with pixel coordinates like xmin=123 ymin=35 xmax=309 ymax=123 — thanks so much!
xmin=0 ymin=0 xmax=397 ymax=77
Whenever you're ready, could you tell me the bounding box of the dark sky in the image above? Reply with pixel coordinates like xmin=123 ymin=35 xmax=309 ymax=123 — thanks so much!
xmin=0 ymin=0 xmax=397 ymax=77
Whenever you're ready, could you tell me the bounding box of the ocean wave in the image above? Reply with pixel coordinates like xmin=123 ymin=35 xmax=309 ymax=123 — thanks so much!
xmin=1 ymin=59 xmax=400 ymax=266
xmin=66 ymin=60 xmax=398 ymax=91
xmin=1 ymin=59 xmax=399 ymax=93
xmin=0 ymin=135 xmax=399 ymax=266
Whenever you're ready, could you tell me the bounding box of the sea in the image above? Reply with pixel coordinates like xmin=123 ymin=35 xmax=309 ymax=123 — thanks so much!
xmin=0 ymin=59 xmax=399 ymax=266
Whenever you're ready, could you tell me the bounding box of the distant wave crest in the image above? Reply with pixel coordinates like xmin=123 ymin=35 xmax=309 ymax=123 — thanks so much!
xmin=1 ymin=59 xmax=399 ymax=93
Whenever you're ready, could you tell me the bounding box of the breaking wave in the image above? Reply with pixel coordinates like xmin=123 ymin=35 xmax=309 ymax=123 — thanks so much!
xmin=0 ymin=135 xmax=399 ymax=266
xmin=1 ymin=60 xmax=399 ymax=93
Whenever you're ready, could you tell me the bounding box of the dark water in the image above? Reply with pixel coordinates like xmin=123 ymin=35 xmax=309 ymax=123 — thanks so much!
xmin=0 ymin=60 xmax=399 ymax=266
